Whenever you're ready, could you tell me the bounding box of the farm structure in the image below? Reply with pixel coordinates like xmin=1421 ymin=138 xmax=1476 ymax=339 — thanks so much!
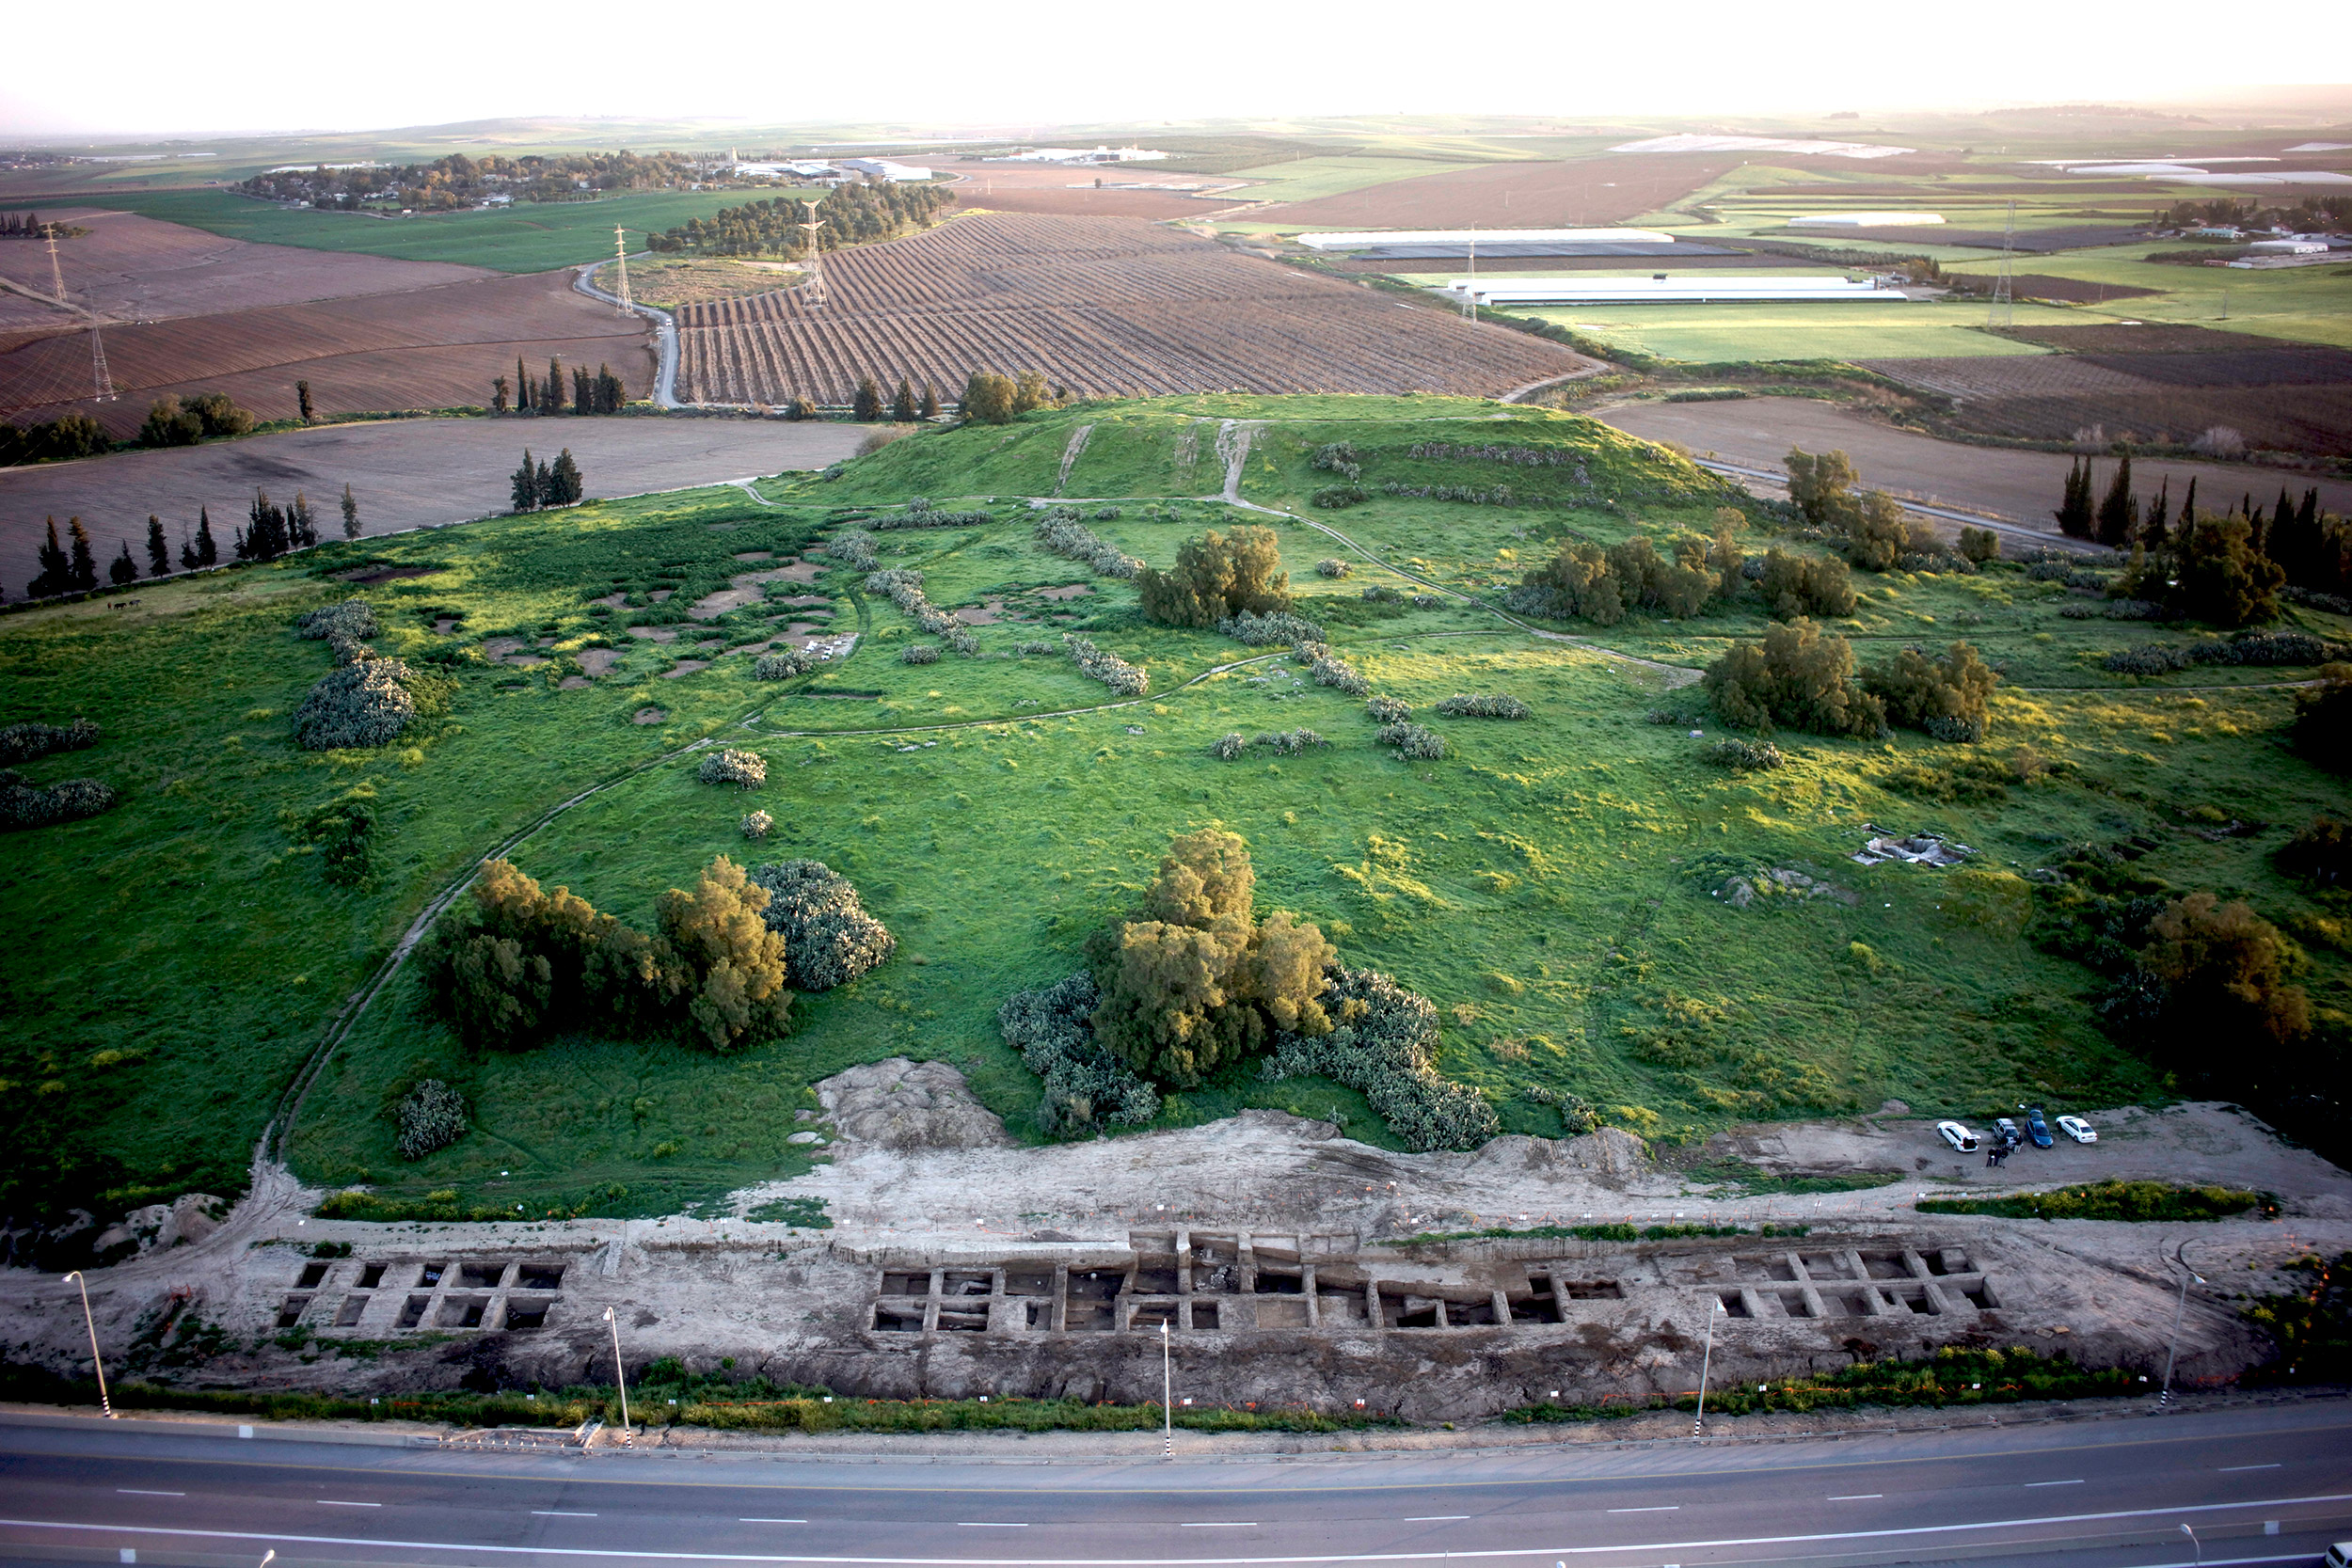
xmin=0 ymin=207 xmax=494 ymax=336
xmin=3 ymin=263 xmax=654 ymax=436
xmin=1452 ymin=275 xmax=1901 ymax=307
xmin=1863 ymin=325 xmax=2352 ymax=458
xmin=672 ymin=214 xmax=1588 ymax=405
xmin=1249 ymin=153 xmax=1746 ymax=230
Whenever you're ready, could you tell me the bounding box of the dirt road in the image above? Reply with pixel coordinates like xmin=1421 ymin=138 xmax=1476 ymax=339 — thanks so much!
xmin=0 ymin=416 xmax=868 ymax=582
xmin=1596 ymin=398 xmax=2352 ymax=530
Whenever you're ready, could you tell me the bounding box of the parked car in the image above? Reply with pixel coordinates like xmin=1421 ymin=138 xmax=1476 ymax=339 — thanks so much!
xmin=2057 ymin=1115 xmax=2098 ymax=1144
xmin=1937 ymin=1120 xmax=1980 ymax=1153
xmin=1994 ymin=1117 xmax=2023 ymax=1148
xmin=2024 ymin=1105 xmax=2055 ymax=1148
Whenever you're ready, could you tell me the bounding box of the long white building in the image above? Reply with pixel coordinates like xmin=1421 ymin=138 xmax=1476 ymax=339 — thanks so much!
xmin=1299 ymin=227 xmax=1674 ymax=251
xmin=1443 ymin=275 xmax=1902 ymax=307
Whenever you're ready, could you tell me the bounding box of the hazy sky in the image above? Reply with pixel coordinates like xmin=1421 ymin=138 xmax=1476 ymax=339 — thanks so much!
xmin=4 ymin=0 xmax=2345 ymax=138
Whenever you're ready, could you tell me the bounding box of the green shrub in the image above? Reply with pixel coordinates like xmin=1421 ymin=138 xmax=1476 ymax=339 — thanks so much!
xmin=2277 ymin=816 xmax=2349 ymax=888
xmin=741 ymin=810 xmax=774 ymax=840
xmin=1137 ymin=526 xmax=1291 ymax=627
xmin=292 ymin=657 xmax=445 ymax=751
xmin=901 ymin=644 xmax=940 ymax=665
xmin=1033 ymin=508 xmax=1141 ymax=578
xmin=1918 ymin=1180 xmax=2267 ymax=1222
xmin=2140 ymin=891 xmax=2310 ymax=1050
xmin=298 ymin=782 xmax=378 ymax=884
xmin=1704 ymin=738 xmax=1784 ymax=770
xmin=999 ymin=971 xmax=1159 ymax=1133
xmin=1263 ymin=965 xmax=1497 ymax=1150
xmin=1296 ymin=641 xmax=1369 ymax=697
xmin=1704 ymin=620 xmax=1884 ymax=737
xmin=0 ymin=717 xmax=101 ymax=768
xmin=1366 ymin=695 xmax=1411 ymax=722
xmin=1377 ymin=721 xmax=1447 ymax=759
xmin=1756 ymin=547 xmax=1856 ymax=620
xmin=1958 ymin=526 xmax=2002 ymax=563
xmin=1218 ymin=610 xmax=1324 ymax=646
xmin=0 ymin=770 xmax=116 ymax=832
xmin=747 ymin=860 xmax=895 ymax=991
xmin=1435 ymin=693 xmax=1531 ymax=720
xmin=1863 ymin=641 xmax=1998 ymax=743
xmin=698 ymin=749 xmax=768 ymax=788
xmin=1311 ymin=484 xmax=1370 ymax=508
xmin=296 ymin=600 xmax=378 ymax=643
xmin=2293 ymin=665 xmax=2352 ymax=773
xmin=1248 ymin=728 xmax=1327 ymax=754
xmin=1315 ymin=558 xmax=1351 ymax=578
xmin=1064 ymin=634 xmax=1148 ymax=696
xmin=754 ymin=648 xmax=818 ymax=680
xmin=828 ymin=529 xmax=878 ymax=572
xmin=394 ymin=1079 xmax=468 ymax=1160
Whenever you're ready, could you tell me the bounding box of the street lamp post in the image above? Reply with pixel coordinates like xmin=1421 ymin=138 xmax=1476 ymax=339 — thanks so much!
xmin=1692 ymin=1297 xmax=1726 ymax=1437
xmin=2159 ymin=1247 xmax=2206 ymax=1409
xmin=2180 ymin=1523 xmax=2201 ymax=1565
xmin=603 ymin=1307 xmax=633 ymax=1446
xmin=1160 ymin=1321 xmax=1172 ymax=1459
xmin=60 ymin=1272 xmax=113 ymax=1418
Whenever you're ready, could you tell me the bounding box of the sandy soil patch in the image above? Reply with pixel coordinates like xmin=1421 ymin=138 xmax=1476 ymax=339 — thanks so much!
xmin=648 ymin=589 xmax=674 ymax=602
xmin=732 ymin=550 xmax=772 ymax=562
xmin=954 ymin=597 xmax=1005 ymax=625
xmin=480 ymin=637 xmax=524 ymax=658
xmin=589 ymin=591 xmax=628 ymax=609
xmin=577 ymin=647 xmax=623 ymax=676
xmin=431 ymin=617 xmax=459 ymax=634
xmin=660 ymin=658 xmax=708 ymax=678
xmin=626 ymin=626 xmax=677 ymax=642
xmin=773 ymin=594 xmax=833 ymax=609
xmin=771 ymin=559 xmax=821 ymax=583
xmin=559 ymin=674 xmax=590 ymax=689
xmin=632 ymin=706 xmax=666 ymax=724
xmin=689 ymin=566 xmax=806 ymax=620
xmin=1034 ymin=582 xmax=1093 ymax=600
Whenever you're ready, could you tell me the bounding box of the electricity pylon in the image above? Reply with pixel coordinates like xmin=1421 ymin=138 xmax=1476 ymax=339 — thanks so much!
xmin=798 ymin=199 xmax=827 ymax=309
xmin=1988 ymin=200 xmax=2015 ymax=330
xmin=612 ymin=226 xmax=633 ymax=315
xmin=46 ymin=223 xmax=113 ymax=399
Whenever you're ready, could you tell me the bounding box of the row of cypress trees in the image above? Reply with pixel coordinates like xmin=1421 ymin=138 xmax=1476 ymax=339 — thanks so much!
xmin=2059 ymin=453 xmax=2347 ymax=597
xmin=21 ymin=485 xmax=362 ymax=601
xmin=495 ymin=357 xmax=626 ymax=416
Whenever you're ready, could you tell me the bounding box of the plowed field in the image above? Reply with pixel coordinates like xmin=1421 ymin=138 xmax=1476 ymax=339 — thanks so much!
xmin=673 ymin=214 xmax=1586 ymax=404
xmin=1248 ymin=153 xmax=1739 ymax=230
xmin=0 ymin=207 xmax=491 ymax=335
xmin=937 ymin=159 xmax=1241 ymax=219
xmin=5 ymin=267 xmax=654 ymax=436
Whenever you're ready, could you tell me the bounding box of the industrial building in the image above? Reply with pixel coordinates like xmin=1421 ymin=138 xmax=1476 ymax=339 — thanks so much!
xmin=1440 ymin=274 xmax=1903 ymax=308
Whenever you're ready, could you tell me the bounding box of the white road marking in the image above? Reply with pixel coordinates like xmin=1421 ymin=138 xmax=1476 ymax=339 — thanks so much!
xmin=2026 ymin=1481 xmax=2086 ymax=1488
xmin=742 ymin=1520 xmax=809 ymax=1525
xmin=2222 ymin=1465 xmax=2282 ymax=1472
xmin=956 ymin=1523 xmax=1028 ymax=1528
xmin=117 ymin=1491 xmax=184 ymax=1497
xmin=1606 ymin=1507 xmax=1679 ymax=1513
xmin=1828 ymin=1495 xmax=1883 ymax=1501
xmin=1403 ymin=1516 xmax=1469 ymax=1522
xmin=536 ymin=1513 xmax=600 ymax=1518
xmin=317 ymin=1500 xmax=380 ymax=1508
xmin=1182 ymin=1524 xmax=1259 ymax=1528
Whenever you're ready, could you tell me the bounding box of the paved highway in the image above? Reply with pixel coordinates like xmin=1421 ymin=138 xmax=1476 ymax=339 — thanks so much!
xmin=2 ymin=1402 xmax=2347 ymax=1567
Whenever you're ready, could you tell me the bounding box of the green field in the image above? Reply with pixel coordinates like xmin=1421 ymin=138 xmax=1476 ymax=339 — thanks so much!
xmin=48 ymin=189 xmax=797 ymax=273
xmin=1220 ymin=155 xmax=1475 ymax=209
xmin=1504 ymin=299 xmax=2074 ymax=364
xmin=1938 ymin=245 xmax=2352 ymax=351
xmin=5 ymin=395 xmax=2345 ymax=1228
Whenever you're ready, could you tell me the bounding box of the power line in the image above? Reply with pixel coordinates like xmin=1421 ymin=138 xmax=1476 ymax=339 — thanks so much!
xmin=798 ymin=199 xmax=827 ymax=309
xmin=46 ymin=222 xmax=113 ymax=400
xmin=612 ymin=225 xmax=633 ymax=315
xmin=1988 ymin=200 xmax=2015 ymax=330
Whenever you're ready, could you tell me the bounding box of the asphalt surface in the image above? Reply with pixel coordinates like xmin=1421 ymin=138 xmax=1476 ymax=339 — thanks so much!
xmin=2 ymin=1402 xmax=2348 ymax=1567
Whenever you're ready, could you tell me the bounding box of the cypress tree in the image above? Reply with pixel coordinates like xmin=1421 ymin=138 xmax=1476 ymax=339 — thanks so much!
xmin=291 ymin=491 xmax=318 ymax=548
xmin=67 ymin=518 xmax=99 ymax=591
xmin=919 ymin=383 xmax=939 ymax=420
xmin=109 ymin=539 xmax=138 ymax=585
xmin=512 ymin=449 xmax=539 ymax=513
xmin=2141 ymin=479 xmax=2170 ymax=552
xmin=297 ymin=379 xmax=315 ymax=423
xmin=536 ymin=456 xmax=554 ymax=505
xmin=516 ymin=355 xmax=532 ymax=412
xmin=31 ymin=516 xmax=71 ymax=597
xmin=889 ymin=378 xmax=915 ymax=422
xmin=2054 ymin=456 xmax=2095 ymax=539
xmin=852 ymin=376 xmax=883 ymax=421
xmin=2181 ymin=477 xmax=2198 ymax=531
xmin=546 ymin=357 xmax=564 ymax=412
xmin=550 ymin=448 xmax=583 ymax=506
xmin=342 ymin=483 xmax=360 ymax=541
xmin=145 ymin=515 xmax=169 ymax=576
xmin=573 ymin=366 xmax=594 ymax=415
xmin=195 ymin=507 xmax=217 ymax=566
xmin=2094 ymin=453 xmax=2137 ymax=546
xmin=596 ymin=363 xmax=623 ymax=413
xmin=493 ymin=374 xmax=510 ymax=414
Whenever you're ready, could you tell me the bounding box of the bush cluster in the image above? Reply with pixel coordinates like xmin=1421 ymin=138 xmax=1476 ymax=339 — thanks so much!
xmin=1310 ymin=441 xmax=1361 ymax=481
xmin=1366 ymin=695 xmax=1411 ymax=722
xmin=747 ymin=860 xmax=896 ymax=990
xmin=1311 ymin=484 xmax=1369 ymax=508
xmin=1508 ymin=530 xmax=1741 ymax=626
xmin=1032 ymin=507 xmax=1141 ymax=578
xmin=298 ymin=782 xmax=377 ymax=884
xmin=1138 ymin=526 xmax=1290 ymax=627
xmin=866 ymin=568 xmax=978 ymax=656
xmin=394 ymin=1080 xmax=468 ymax=1161
xmin=1251 ymin=728 xmax=1327 ymax=755
xmin=873 ymin=502 xmax=993 ymax=531
xmin=1210 ymin=732 xmax=1247 ymax=761
xmin=1707 ymin=626 xmax=1999 ymax=743
xmin=1410 ymin=593 xmax=1443 ymax=610
xmin=754 ymin=647 xmax=819 ymax=680
xmin=698 ymin=749 xmax=768 ymax=789
xmin=1064 ymin=634 xmax=1148 ymax=696
xmin=1381 ymin=481 xmax=1512 ymax=504
xmin=741 ymin=810 xmax=774 ymax=840
xmin=1262 ymin=965 xmax=1498 ymax=1151
xmin=1756 ymin=547 xmax=1858 ymax=620
xmin=2296 ymin=665 xmax=2351 ymax=773
xmin=1377 ymin=721 xmax=1447 ymax=759
xmin=1435 ymin=693 xmax=1530 ymax=720
xmin=293 ymin=657 xmax=448 ymax=751
xmin=1315 ymin=558 xmax=1351 ymax=578
xmin=828 ymin=529 xmax=878 ymax=572
xmin=1217 ymin=610 xmax=1324 ymax=646
xmin=0 ymin=717 xmax=100 ymax=768
xmin=1087 ymin=829 xmax=1336 ymax=1086
xmin=1362 ymin=584 xmax=1401 ymax=603
xmin=1863 ymin=642 xmax=1999 ymax=743
xmin=0 ymin=770 xmax=116 ymax=832
xmin=2104 ymin=631 xmax=2341 ymax=675
xmin=1295 ymin=640 xmax=1369 ymax=697
xmin=999 ymin=972 xmax=1161 ymax=1135
xmin=1406 ymin=439 xmax=1587 ymax=473
xmin=1917 ymin=1180 xmax=2264 ymax=1222
xmin=1704 ymin=738 xmax=1785 ymax=770
xmin=901 ymin=644 xmax=940 ymax=665
xmin=138 ymin=391 xmax=254 ymax=448
xmin=296 ymin=599 xmax=378 ymax=643
xmin=2278 ymin=815 xmax=2347 ymax=888
xmin=421 ymin=857 xmax=793 ymax=1053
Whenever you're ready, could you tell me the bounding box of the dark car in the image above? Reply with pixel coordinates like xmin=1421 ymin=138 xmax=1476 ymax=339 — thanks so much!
xmin=1994 ymin=1117 xmax=2023 ymax=1148
xmin=2024 ymin=1104 xmax=2055 ymax=1148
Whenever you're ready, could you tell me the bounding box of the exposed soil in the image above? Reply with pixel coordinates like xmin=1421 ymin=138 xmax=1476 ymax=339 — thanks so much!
xmin=661 ymin=658 xmax=707 ymax=678
xmin=954 ymin=599 xmax=1004 ymax=625
xmin=631 ymin=706 xmax=666 ymax=724
xmin=1034 ymin=582 xmax=1093 ymax=600
xmin=732 ymin=550 xmax=772 ymax=562
xmin=479 ymin=637 xmax=524 ymax=659
xmin=577 ymin=648 xmax=622 ymax=677
xmin=334 ymin=564 xmax=442 ymax=584
xmin=626 ymin=626 xmax=677 ymax=642
xmin=558 ymin=674 xmax=589 ymax=689
xmin=1249 ymin=153 xmax=1742 ymax=229
xmin=773 ymin=594 xmax=832 ymax=609
xmin=940 ymin=158 xmax=1243 ymax=219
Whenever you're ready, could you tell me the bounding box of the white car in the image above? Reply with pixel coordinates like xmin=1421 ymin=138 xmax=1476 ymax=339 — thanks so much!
xmin=1937 ymin=1120 xmax=1979 ymax=1154
xmin=2057 ymin=1115 xmax=2098 ymax=1144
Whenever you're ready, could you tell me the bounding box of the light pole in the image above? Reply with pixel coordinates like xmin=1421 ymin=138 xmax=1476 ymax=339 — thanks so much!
xmin=2159 ymin=1244 xmax=2206 ymax=1409
xmin=60 ymin=1272 xmax=113 ymax=1418
xmin=1692 ymin=1297 xmax=1726 ymax=1437
xmin=2180 ymin=1523 xmax=2201 ymax=1565
xmin=1160 ymin=1321 xmax=1172 ymax=1459
xmin=603 ymin=1307 xmax=633 ymax=1446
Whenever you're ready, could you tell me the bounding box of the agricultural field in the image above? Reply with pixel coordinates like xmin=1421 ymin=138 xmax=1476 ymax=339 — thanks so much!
xmin=0 ymin=208 xmax=493 ymax=335
xmin=24 ymin=189 xmax=776 ymax=274
xmin=1507 ymin=298 xmax=2081 ymax=365
xmin=673 ymin=214 xmax=1586 ymax=405
xmin=613 ymin=257 xmax=810 ymax=311
xmin=1217 ymin=155 xmax=1474 ymax=208
xmin=1233 ymin=152 xmax=1747 ymax=232
xmin=4 ymin=394 xmax=2345 ymax=1227
xmin=936 ymin=158 xmax=1240 ymax=219
xmin=4 ymin=263 xmax=654 ymax=437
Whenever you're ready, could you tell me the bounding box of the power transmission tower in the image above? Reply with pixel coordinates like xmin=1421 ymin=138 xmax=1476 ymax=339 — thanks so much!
xmin=46 ymin=223 xmax=113 ymax=400
xmin=798 ymin=199 xmax=827 ymax=309
xmin=611 ymin=225 xmax=634 ymax=315
xmin=1988 ymin=200 xmax=2015 ymax=330
xmin=1462 ymin=229 xmax=1477 ymax=319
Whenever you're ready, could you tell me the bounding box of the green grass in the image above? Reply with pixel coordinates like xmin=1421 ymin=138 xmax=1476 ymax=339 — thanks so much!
xmin=1502 ymin=300 xmax=2074 ymax=364
xmin=6 ymin=396 xmax=2346 ymax=1227
xmin=1916 ymin=1180 xmax=2273 ymax=1222
xmin=52 ymin=189 xmax=788 ymax=273
xmin=1216 ymin=155 xmax=1472 ymax=210
xmin=1940 ymin=246 xmax=2352 ymax=351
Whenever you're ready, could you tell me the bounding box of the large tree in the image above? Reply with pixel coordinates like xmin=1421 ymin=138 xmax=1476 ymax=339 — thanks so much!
xmin=1137 ymin=526 xmax=1292 ymax=628
xmin=511 ymin=449 xmax=541 ymax=513
xmin=145 ymin=515 xmax=169 ymax=577
xmin=341 ymin=483 xmax=360 ymax=541
xmin=108 ymin=539 xmax=137 ymax=586
xmin=2095 ymin=453 xmax=2138 ymax=547
xmin=66 ymin=519 xmax=98 ymax=592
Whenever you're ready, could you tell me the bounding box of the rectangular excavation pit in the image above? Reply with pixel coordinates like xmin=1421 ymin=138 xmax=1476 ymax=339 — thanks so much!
xmin=437 ymin=1296 xmax=490 ymax=1329
xmin=1506 ymin=1294 xmax=1561 ymax=1324
xmin=419 ymin=1262 xmax=448 ymax=1288
xmin=1446 ymin=1296 xmax=1500 ymax=1327
xmin=1774 ymin=1291 xmax=1818 ymax=1320
xmin=1128 ymin=1302 xmax=1177 ymax=1331
xmin=1959 ymin=1282 xmax=1998 ymax=1310
xmin=1253 ymin=1268 xmax=1305 ymax=1295
xmin=503 ymin=1297 xmax=552 ymax=1330
xmin=356 ymin=1264 xmax=386 ymax=1290
xmin=276 ymin=1296 xmax=311 ymax=1328
xmin=1255 ymin=1297 xmax=1310 ymax=1330
xmin=1822 ymin=1290 xmax=1875 ymax=1318
xmin=296 ymin=1262 xmax=330 ymax=1290
xmin=1024 ymin=1302 xmax=1050 ymax=1329
xmin=1885 ymin=1288 xmax=1939 ymax=1316
xmin=937 ymin=1307 xmax=989 ymax=1332
xmin=1064 ymin=1302 xmax=1116 ymax=1332
xmin=1718 ymin=1291 xmax=1752 ymax=1319
xmin=1193 ymin=1263 xmax=1241 ymax=1293
xmin=1134 ymin=1267 xmax=1180 ymax=1295
xmin=1004 ymin=1272 xmax=1055 ymax=1297
xmin=874 ymin=1303 xmax=926 ymax=1333
xmin=1862 ymin=1252 xmax=1914 ymax=1280
xmin=1800 ymin=1254 xmax=1851 ymax=1280
xmin=396 ymin=1295 xmax=431 ymax=1329
xmin=333 ymin=1295 xmax=370 ymax=1327
xmin=1932 ymin=1247 xmax=1973 ymax=1276
xmin=942 ymin=1271 xmax=993 ymax=1297
xmin=1068 ymin=1269 xmax=1122 ymax=1302
xmin=516 ymin=1263 xmax=564 ymax=1291
xmin=1313 ymin=1287 xmax=1366 ymax=1324
xmin=456 ymin=1262 xmax=505 ymax=1291
xmin=880 ymin=1272 xmax=930 ymax=1297
xmin=1190 ymin=1237 xmax=1237 ymax=1266
xmin=1188 ymin=1301 xmax=1221 ymax=1331
xmin=1557 ymin=1279 xmax=1624 ymax=1300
